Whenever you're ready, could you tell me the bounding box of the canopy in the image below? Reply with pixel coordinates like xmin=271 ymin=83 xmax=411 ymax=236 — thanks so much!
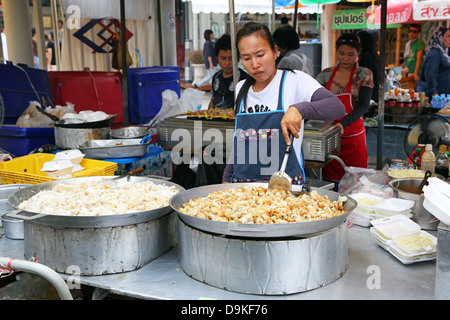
xmin=372 ymin=0 xmax=416 ymax=24
xmin=413 ymin=0 xmax=450 ymax=21
xmin=183 ymin=0 xmax=323 ymax=14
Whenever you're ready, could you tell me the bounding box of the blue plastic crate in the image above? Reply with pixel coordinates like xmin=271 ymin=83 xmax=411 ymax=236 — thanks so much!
xmin=0 ymin=125 xmax=55 ymax=157
xmin=0 ymin=62 xmax=53 ymax=124
xmin=127 ymin=66 xmax=180 ymax=124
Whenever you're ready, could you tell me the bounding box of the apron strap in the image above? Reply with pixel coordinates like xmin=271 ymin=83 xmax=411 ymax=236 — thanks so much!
xmin=277 ymin=70 xmax=288 ymax=111
xmin=326 ymin=63 xmax=356 ymax=94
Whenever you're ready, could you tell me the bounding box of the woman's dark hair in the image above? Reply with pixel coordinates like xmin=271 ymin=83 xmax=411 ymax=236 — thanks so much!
xmin=336 ymin=32 xmax=361 ymax=52
xmin=357 ymin=29 xmax=379 ymax=61
xmin=272 ymin=25 xmax=300 ymax=51
xmin=214 ymin=34 xmax=231 ymax=57
xmin=203 ymin=29 xmax=213 ymax=41
xmin=234 ymin=22 xmax=276 ymax=113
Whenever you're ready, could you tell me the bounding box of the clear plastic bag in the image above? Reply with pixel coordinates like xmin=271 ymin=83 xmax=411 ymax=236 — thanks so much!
xmin=339 ymin=164 xmax=392 ymax=198
xmin=0 ymin=273 xmax=60 ymax=300
xmin=149 ymin=88 xmax=205 ymax=126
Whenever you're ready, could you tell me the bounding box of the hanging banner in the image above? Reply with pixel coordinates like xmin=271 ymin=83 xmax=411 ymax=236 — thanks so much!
xmin=332 ymin=8 xmax=400 ymax=30
xmin=413 ymin=0 xmax=450 ymax=21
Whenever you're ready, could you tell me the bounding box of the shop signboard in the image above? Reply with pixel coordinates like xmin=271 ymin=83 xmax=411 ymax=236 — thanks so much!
xmin=413 ymin=0 xmax=450 ymax=21
xmin=332 ymin=8 xmax=400 ymax=30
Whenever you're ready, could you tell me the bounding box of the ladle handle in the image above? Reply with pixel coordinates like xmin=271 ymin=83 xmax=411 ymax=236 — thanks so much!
xmin=285 ymin=133 xmax=294 ymax=153
xmin=419 ymin=170 xmax=432 ymax=192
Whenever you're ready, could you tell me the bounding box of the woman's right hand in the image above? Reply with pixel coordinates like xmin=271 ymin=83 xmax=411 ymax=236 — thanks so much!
xmin=280 ymin=106 xmax=303 ymax=145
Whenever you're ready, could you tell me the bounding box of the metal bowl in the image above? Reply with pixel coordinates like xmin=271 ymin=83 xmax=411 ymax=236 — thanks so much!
xmin=110 ymin=126 xmax=149 ymax=139
xmin=170 ymin=182 xmax=356 ymax=238
xmin=7 ymin=176 xmax=184 ymax=228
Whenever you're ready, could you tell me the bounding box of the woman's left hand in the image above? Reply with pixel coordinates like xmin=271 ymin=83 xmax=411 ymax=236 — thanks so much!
xmin=335 ymin=122 xmax=344 ymax=135
xmin=281 ymin=107 xmax=303 ymax=145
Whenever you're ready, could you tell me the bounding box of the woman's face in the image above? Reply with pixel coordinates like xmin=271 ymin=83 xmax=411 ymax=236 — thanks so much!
xmin=238 ymin=33 xmax=278 ymax=89
xmin=336 ymin=44 xmax=359 ymax=69
xmin=443 ymin=30 xmax=450 ymax=49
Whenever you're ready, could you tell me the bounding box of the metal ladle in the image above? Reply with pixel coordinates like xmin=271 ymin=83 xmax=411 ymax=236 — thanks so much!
xmin=268 ymin=133 xmax=294 ymax=192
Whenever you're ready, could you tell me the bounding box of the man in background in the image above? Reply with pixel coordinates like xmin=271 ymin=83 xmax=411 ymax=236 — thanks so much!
xmin=403 ymin=24 xmax=425 ymax=83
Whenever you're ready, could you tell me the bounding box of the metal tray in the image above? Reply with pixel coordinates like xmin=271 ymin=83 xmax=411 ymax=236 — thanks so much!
xmin=78 ymin=139 xmax=149 ymax=159
xmin=170 ymin=182 xmax=356 ymax=238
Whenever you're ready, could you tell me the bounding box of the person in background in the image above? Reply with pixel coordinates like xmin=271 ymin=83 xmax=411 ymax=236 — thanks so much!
xmin=46 ymin=30 xmax=57 ymax=71
xmin=417 ymin=26 xmax=450 ymax=99
xmin=403 ymin=24 xmax=425 ymax=85
xmin=57 ymin=20 xmax=64 ymax=49
xmin=272 ymin=25 xmax=314 ymax=76
xmin=1 ymin=27 xmax=8 ymax=63
xmin=222 ymin=22 xmax=345 ymax=184
xmin=357 ymin=29 xmax=379 ymax=103
xmin=208 ymin=34 xmax=247 ymax=110
xmin=31 ymin=27 xmax=39 ymax=68
xmin=195 ymin=29 xmax=218 ymax=88
xmin=316 ymin=33 xmax=373 ymax=181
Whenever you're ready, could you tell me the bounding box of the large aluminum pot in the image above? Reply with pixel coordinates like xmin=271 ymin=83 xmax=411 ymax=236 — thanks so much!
xmin=389 ymin=178 xmax=439 ymax=230
xmin=7 ymin=176 xmax=184 ymax=275
xmin=54 ymin=114 xmax=117 ymax=149
xmin=170 ymin=182 xmax=356 ymax=238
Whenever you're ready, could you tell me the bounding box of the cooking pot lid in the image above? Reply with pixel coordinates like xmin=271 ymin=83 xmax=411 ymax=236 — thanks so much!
xmin=55 ymin=114 xmax=117 ymax=128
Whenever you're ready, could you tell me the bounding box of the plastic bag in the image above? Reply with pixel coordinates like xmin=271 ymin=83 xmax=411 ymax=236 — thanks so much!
xmin=0 ymin=273 xmax=60 ymax=300
xmin=15 ymin=101 xmax=76 ymax=128
xmin=339 ymin=164 xmax=393 ymax=198
xmin=179 ymin=88 xmax=205 ymax=112
xmin=149 ymin=88 xmax=205 ymax=126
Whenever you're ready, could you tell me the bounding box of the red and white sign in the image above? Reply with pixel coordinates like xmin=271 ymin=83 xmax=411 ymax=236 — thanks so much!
xmin=413 ymin=0 xmax=450 ymax=21
xmin=373 ymin=0 xmax=416 ymax=25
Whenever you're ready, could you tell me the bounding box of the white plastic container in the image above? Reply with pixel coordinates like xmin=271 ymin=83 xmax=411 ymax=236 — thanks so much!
xmin=392 ymin=231 xmax=437 ymax=254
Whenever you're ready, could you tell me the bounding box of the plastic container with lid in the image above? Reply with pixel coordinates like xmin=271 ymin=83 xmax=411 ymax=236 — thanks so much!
xmin=421 ymin=144 xmax=436 ymax=173
xmin=372 ymin=198 xmax=415 ymax=216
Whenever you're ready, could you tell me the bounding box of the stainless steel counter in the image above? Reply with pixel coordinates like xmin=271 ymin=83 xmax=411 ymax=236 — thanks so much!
xmin=0 ymin=224 xmax=436 ymax=300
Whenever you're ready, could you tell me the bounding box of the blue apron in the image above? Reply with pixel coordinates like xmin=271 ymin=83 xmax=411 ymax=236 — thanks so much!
xmin=231 ymin=70 xmax=305 ymax=184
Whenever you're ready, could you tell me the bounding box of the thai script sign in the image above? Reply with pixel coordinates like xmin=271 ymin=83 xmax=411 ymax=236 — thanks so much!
xmin=332 ymin=8 xmax=400 ymax=30
xmin=413 ymin=0 xmax=450 ymax=21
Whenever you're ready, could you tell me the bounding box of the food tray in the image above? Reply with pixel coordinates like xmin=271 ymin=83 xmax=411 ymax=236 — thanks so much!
xmin=350 ymin=193 xmax=384 ymax=213
xmin=392 ymin=231 xmax=437 ymax=255
xmin=0 ymin=153 xmax=117 ymax=184
xmin=78 ymin=139 xmax=149 ymax=159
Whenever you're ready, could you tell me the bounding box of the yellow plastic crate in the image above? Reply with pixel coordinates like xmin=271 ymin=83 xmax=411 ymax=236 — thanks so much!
xmin=0 ymin=153 xmax=117 ymax=184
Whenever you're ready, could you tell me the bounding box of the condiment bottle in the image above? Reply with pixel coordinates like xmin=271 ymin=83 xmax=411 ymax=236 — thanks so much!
xmin=413 ymin=147 xmax=422 ymax=170
xmin=435 ymin=144 xmax=449 ymax=178
xmin=412 ymin=93 xmax=421 ymax=108
xmin=421 ymin=144 xmax=436 ymax=173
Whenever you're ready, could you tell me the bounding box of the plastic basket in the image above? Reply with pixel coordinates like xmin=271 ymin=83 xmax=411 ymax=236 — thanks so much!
xmin=0 ymin=153 xmax=117 ymax=184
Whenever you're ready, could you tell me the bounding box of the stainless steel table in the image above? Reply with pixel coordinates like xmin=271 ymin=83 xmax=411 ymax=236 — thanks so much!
xmin=0 ymin=224 xmax=436 ymax=300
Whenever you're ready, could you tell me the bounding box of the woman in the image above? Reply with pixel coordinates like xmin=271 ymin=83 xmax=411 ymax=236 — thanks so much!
xmin=195 ymin=29 xmax=218 ymax=88
xmin=222 ymin=22 xmax=345 ymax=184
xmin=357 ymin=29 xmax=379 ymax=103
xmin=316 ymin=33 xmax=373 ymax=181
xmin=417 ymin=26 xmax=450 ymax=99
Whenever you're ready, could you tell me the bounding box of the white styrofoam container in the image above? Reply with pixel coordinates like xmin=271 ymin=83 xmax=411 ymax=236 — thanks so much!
xmin=41 ymin=159 xmax=74 ymax=178
xmin=392 ymin=230 xmax=437 ymax=255
xmin=54 ymin=149 xmax=85 ymax=165
xmin=371 ymin=215 xmax=420 ymax=240
xmin=372 ymin=198 xmax=415 ymax=216
xmin=423 ymin=184 xmax=450 ymax=225
xmin=350 ymin=192 xmax=384 ymax=213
